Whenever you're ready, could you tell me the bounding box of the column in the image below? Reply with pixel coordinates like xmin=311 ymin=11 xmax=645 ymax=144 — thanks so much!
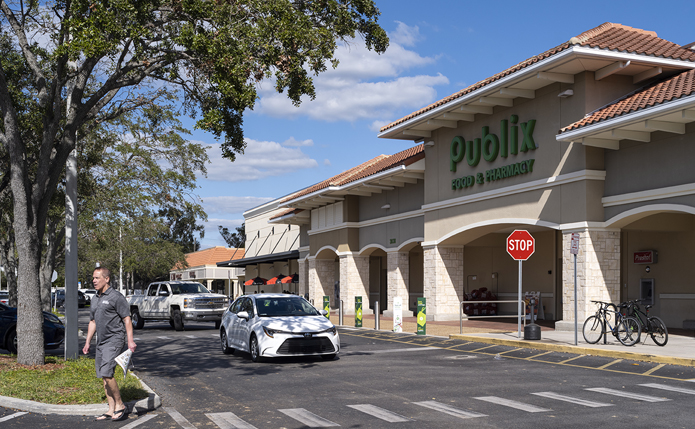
xmin=308 ymin=258 xmax=334 ymax=305
xmin=384 ymin=251 xmax=409 ymax=317
xmin=298 ymin=258 xmax=308 ymax=298
xmin=339 ymin=254 xmax=371 ymax=315
xmin=558 ymin=229 xmax=620 ymax=329
xmin=423 ymin=245 xmax=464 ymax=321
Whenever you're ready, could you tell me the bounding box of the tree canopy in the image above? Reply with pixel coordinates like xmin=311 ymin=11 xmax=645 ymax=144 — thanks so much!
xmin=0 ymin=0 xmax=388 ymax=364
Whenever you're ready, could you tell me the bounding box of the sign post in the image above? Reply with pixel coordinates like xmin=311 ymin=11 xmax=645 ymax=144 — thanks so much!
xmin=507 ymin=230 xmax=535 ymax=338
xmin=570 ymin=232 xmax=580 ymax=345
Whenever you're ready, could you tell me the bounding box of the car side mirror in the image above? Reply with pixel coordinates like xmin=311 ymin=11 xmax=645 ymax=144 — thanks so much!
xmin=320 ymin=310 xmax=328 ymax=316
xmin=237 ymin=311 xmax=249 ymax=320
xmin=158 ymin=290 xmax=170 ymax=297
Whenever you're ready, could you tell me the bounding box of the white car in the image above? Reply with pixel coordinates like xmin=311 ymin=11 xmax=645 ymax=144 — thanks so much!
xmin=219 ymin=293 xmax=339 ymax=362
xmin=79 ymin=289 xmax=97 ymax=305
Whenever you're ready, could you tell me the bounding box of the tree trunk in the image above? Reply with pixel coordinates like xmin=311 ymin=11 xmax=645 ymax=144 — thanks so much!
xmin=40 ymin=219 xmax=63 ymax=312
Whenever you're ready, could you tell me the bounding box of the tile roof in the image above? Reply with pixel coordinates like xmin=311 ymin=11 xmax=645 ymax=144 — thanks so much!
xmin=280 ymin=144 xmax=425 ymax=203
xmin=172 ymin=246 xmax=245 ymax=270
xmin=380 ymin=23 xmax=695 ymax=133
xmin=559 ymin=69 xmax=695 ymax=133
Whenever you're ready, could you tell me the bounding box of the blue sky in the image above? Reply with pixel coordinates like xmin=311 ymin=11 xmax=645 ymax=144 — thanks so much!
xmin=192 ymin=0 xmax=695 ymax=249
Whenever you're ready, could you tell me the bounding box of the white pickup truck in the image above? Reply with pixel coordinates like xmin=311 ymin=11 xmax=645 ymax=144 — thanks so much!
xmin=127 ymin=281 xmax=229 ymax=331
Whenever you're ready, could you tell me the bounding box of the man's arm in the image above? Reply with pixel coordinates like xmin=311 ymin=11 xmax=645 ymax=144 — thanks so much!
xmin=122 ymin=316 xmax=137 ymax=353
xmin=82 ymin=320 xmax=96 ymax=354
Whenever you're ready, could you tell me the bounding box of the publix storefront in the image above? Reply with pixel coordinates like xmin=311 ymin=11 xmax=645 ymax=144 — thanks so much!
xmin=267 ymin=23 xmax=695 ymax=330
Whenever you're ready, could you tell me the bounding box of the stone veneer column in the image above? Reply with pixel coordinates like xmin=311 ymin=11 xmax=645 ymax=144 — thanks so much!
xmin=339 ymin=254 xmax=371 ymax=315
xmin=384 ymin=251 xmax=409 ymax=317
xmin=559 ymin=230 xmax=620 ymax=327
xmin=298 ymin=258 xmax=308 ymax=298
xmin=308 ymin=258 xmax=335 ymax=306
xmin=423 ymin=245 xmax=464 ymax=321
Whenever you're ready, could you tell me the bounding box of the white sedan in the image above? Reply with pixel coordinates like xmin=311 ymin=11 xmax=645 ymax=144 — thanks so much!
xmin=219 ymin=293 xmax=340 ymax=362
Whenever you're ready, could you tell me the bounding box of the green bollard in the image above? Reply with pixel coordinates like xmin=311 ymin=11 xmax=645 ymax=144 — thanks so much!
xmin=323 ymin=296 xmax=330 ymax=319
xmin=355 ymin=296 xmax=362 ymax=327
xmin=417 ymin=297 xmax=426 ymax=335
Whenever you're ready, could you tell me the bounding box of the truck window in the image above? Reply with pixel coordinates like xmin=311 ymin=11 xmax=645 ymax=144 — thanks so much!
xmin=147 ymin=285 xmax=159 ymax=297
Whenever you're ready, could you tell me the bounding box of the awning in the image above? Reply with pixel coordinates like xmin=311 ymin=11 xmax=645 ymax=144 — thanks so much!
xmin=216 ymin=250 xmax=299 ymax=268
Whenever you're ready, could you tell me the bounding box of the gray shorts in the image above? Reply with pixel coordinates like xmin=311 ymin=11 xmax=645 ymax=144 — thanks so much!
xmin=95 ymin=341 xmax=125 ymax=379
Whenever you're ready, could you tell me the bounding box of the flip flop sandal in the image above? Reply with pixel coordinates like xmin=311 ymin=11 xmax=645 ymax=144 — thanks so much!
xmin=111 ymin=408 xmax=130 ymax=422
xmin=94 ymin=413 xmax=112 ymax=421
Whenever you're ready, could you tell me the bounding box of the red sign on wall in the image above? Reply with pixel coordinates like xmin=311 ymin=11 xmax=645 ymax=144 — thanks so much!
xmin=633 ymin=250 xmax=656 ymax=264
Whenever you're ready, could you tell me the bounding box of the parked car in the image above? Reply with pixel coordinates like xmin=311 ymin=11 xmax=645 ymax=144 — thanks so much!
xmin=0 ymin=291 xmax=8 ymax=305
xmin=0 ymin=302 xmax=65 ymax=354
xmin=51 ymin=289 xmax=87 ymax=308
xmin=79 ymin=288 xmax=97 ymax=305
xmin=219 ymin=293 xmax=340 ymax=362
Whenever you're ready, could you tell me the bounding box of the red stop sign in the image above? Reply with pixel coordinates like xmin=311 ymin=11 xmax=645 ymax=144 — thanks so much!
xmin=507 ymin=230 xmax=535 ymax=261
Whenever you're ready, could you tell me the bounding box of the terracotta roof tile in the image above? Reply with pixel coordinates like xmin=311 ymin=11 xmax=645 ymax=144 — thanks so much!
xmin=269 ymin=208 xmax=304 ymax=221
xmin=281 ymin=144 xmax=425 ymax=204
xmin=172 ymin=246 xmax=245 ymax=270
xmin=559 ymin=69 xmax=695 ymax=133
xmin=381 ymin=23 xmax=695 ymax=133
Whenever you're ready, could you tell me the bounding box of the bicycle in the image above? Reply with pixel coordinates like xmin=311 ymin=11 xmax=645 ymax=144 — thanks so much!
xmin=582 ymin=300 xmax=641 ymax=346
xmin=621 ymin=299 xmax=668 ymax=346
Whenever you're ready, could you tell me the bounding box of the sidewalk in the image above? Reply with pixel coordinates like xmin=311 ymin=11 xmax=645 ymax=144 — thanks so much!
xmin=333 ymin=314 xmax=695 ymax=367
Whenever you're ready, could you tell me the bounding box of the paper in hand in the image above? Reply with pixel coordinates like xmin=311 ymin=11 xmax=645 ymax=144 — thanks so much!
xmin=114 ymin=349 xmax=133 ymax=378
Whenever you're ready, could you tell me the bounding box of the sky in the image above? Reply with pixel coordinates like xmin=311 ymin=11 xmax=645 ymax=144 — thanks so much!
xmin=191 ymin=0 xmax=695 ymax=249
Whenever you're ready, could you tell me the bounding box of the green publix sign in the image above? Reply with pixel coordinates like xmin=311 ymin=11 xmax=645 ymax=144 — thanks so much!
xmin=450 ymin=115 xmax=537 ymax=190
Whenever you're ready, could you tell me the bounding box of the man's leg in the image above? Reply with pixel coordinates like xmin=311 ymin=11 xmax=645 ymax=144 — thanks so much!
xmin=103 ymin=377 xmax=126 ymax=413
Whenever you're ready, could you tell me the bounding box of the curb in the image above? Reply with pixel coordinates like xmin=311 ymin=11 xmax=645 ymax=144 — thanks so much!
xmin=449 ymin=334 xmax=695 ymax=367
xmin=0 ymin=372 xmax=161 ymax=416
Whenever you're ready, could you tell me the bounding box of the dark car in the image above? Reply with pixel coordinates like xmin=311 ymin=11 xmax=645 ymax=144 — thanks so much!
xmin=51 ymin=289 xmax=87 ymax=308
xmin=0 ymin=302 xmax=65 ymax=354
xmin=0 ymin=291 xmax=8 ymax=305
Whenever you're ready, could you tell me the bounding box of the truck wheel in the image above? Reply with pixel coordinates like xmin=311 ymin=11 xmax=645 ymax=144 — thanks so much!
xmin=131 ymin=308 xmax=145 ymax=329
xmin=172 ymin=309 xmax=184 ymax=331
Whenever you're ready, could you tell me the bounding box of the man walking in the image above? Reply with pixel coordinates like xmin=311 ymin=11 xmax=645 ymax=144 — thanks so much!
xmin=83 ymin=266 xmax=137 ymax=421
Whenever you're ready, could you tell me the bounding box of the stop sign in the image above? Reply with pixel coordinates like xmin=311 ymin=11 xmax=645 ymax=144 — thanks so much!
xmin=507 ymin=230 xmax=535 ymax=261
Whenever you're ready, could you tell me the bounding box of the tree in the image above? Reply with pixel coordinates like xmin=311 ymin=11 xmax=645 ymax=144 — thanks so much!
xmin=1 ymin=0 xmax=388 ymax=364
xmin=219 ymin=223 xmax=246 ymax=249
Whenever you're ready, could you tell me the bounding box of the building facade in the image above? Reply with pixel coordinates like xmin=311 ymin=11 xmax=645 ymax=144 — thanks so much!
xmin=236 ymin=23 xmax=695 ymax=329
xmin=170 ymin=246 xmax=245 ymax=297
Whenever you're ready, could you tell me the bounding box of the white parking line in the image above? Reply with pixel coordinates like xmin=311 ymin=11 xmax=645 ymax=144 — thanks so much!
xmin=346 ymin=404 xmax=412 ymax=422
xmin=185 ymin=335 xmax=197 ymax=339
xmin=278 ymin=408 xmax=340 ymax=427
xmin=585 ymin=387 xmax=670 ymax=402
xmin=119 ymin=414 xmax=158 ymax=428
xmin=163 ymin=407 xmax=197 ymax=429
xmin=0 ymin=412 xmax=27 ymax=422
xmin=532 ymin=392 xmax=613 ymax=407
xmin=345 ymin=347 xmax=438 ymax=355
xmin=473 ymin=396 xmax=551 ymax=413
xmin=413 ymin=401 xmax=487 ymax=419
xmin=157 ymin=336 xmax=171 ymax=340
xmin=639 ymin=383 xmax=695 ymax=395
xmin=207 ymin=412 xmax=258 ymax=429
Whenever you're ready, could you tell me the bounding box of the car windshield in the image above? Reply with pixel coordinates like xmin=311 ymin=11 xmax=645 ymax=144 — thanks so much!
xmin=256 ymin=297 xmax=320 ymax=317
xmin=170 ymin=283 xmax=210 ymax=294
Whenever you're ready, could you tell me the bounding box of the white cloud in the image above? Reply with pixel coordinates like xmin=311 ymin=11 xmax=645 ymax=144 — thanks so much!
xmin=205 ymin=139 xmax=319 ymax=182
xmin=254 ymin=23 xmax=448 ymax=124
xmin=282 ymin=137 xmax=314 ymax=147
xmin=202 ymin=196 xmax=274 ymax=215
xmin=323 ymin=159 xmax=331 ymax=166
xmin=200 ymin=217 xmax=245 ymax=249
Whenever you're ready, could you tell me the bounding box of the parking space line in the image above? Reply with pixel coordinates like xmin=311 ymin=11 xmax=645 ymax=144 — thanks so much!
xmin=598 ymin=359 xmax=622 ymax=369
xmin=278 ymin=408 xmax=340 ymax=427
xmin=347 ymin=404 xmax=412 ymax=422
xmin=526 ymin=351 xmax=553 ymax=360
xmin=474 ymin=396 xmax=551 ymax=412
xmin=498 ymin=348 xmax=522 ymax=355
xmin=585 ymin=387 xmax=670 ymax=402
xmin=413 ymin=401 xmax=487 ymax=419
xmin=157 ymin=336 xmax=172 ymax=340
xmin=639 ymin=383 xmax=695 ymax=395
xmin=0 ymin=412 xmax=27 ymax=422
xmin=163 ymin=407 xmax=197 ymax=429
xmin=468 ymin=345 xmax=499 ymax=353
xmin=532 ymin=392 xmax=613 ymax=408
xmin=558 ymin=355 xmax=585 ymax=364
xmin=641 ymin=364 xmax=666 ymax=376
xmin=207 ymin=412 xmax=259 ymax=429
xmin=119 ymin=414 xmax=158 ymax=428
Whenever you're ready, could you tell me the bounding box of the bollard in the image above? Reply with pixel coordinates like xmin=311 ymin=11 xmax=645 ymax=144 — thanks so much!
xmin=523 ymin=297 xmax=541 ymax=340
xmin=339 ymin=300 xmax=343 ymax=326
xmin=374 ymin=301 xmax=380 ymax=330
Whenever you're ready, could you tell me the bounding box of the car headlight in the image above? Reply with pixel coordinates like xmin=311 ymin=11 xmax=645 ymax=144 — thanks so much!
xmin=263 ymin=326 xmax=291 ymax=338
xmin=184 ymin=298 xmax=195 ymax=309
xmin=44 ymin=313 xmax=63 ymax=325
xmin=320 ymin=326 xmax=337 ymax=336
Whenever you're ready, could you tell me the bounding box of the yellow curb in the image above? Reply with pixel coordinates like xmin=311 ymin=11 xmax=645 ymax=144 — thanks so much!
xmin=449 ymin=334 xmax=695 ymax=367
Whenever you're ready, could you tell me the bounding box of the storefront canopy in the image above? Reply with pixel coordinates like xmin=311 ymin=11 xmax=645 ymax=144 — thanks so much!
xmin=216 ymin=250 xmax=299 ymax=268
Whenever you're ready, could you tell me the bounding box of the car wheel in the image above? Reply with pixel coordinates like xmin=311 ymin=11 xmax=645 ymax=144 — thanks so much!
xmin=220 ymin=330 xmax=235 ymax=355
xmin=7 ymin=329 xmax=17 ymax=354
xmin=249 ymin=334 xmax=262 ymax=362
xmin=169 ymin=319 xmax=175 ymax=328
xmin=172 ymin=309 xmax=184 ymax=331
xmin=321 ymin=354 xmax=337 ymax=360
xmin=131 ymin=308 xmax=145 ymax=329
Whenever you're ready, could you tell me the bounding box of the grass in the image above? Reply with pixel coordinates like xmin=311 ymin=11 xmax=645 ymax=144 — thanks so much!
xmin=0 ymin=355 xmax=149 ymax=405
